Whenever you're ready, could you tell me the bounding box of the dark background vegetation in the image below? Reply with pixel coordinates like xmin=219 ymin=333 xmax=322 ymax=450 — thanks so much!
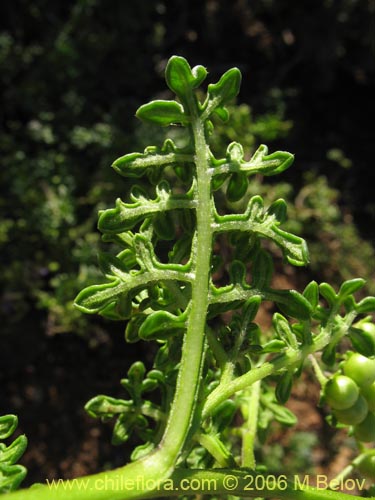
xmin=1 ymin=0 xmax=374 ymax=485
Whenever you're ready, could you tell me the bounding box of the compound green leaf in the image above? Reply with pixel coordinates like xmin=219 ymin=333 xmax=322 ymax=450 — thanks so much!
xmin=112 ymin=414 xmax=133 ymax=445
xmin=261 ymin=339 xmax=287 ymax=353
xmin=268 ymin=199 xmax=288 ymax=224
xmin=99 ymin=294 xmax=133 ymax=320
xmin=214 ymin=196 xmax=309 ymax=267
xmin=0 ymin=436 xmax=27 ymax=466
xmin=0 ymin=416 xmax=17 ymax=441
xmin=147 ymin=369 xmax=165 ymax=385
xmin=75 ymin=279 xmax=125 ymax=313
xmin=0 ymin=415 xmax=27 ymax=493
xmin=349 ymin=327 xmax=375 ymax=357
xmin=153 ymin=212 xmax=175 ymax=240
xmin=208 ymin=68 xmax=242 ymax=103
xmin=226 ymin=172 xmax=248 ymax=202
xmin=121 ymin=365 xmax=164 ymax=401
xmin=273 ymin=290 xmax=312 ymax=320
xmin=241 ymin=296 xmax=261 ymax=324
xmin=0 ymin=464 xmax=27 ymax=494
xmin=75 ymin=236 xmax=194 ymax=316
xmin=127 ymin=361 xmax=146 ymax=386
xmin=356 ymin=297 xmax=375 ymax=313
xmin=211 ymin=401 xmax=237 ymax=433
xmin=303 ymin=281 xmax=319 ymax=310
xmin=209 ymin=280 xmax=311 ymax=320
xmin=98 ymin=181 xmax=195 ymax=235
xmin=141 ymin=378 xmax=159 ymax=393
xmin=267 ymin=402 xmax=297 ymax=426
xmin=271 ymin=226 xmax=309 ymax=267
xmin=213 ymin=106 xmax=230 ymax=122
xmin=179 ymin=208 xmax=196 ymax=233
xmin=275 ymin=372 xmax=293 ymax=405
xmin=229 ymin=261 xmax=247 ymax=286
xmin=226 ymin=142 xmax=244 ymax=164
xmin=85 ymin=396 xmax=131 ymax=419
xmin=249 ymin=146 xmax=294 ymax=177
xmin=319 ymin=283 xmax=338 ymax=308
xmin=247 ymin=195 xmax=264 ymax=219
xmin=251 ymin=249 xmax=273 ymax=289
xmin=98 ymin=252 xmax=132 ymax=279
xmin=112 ymin=152 xmax=148 ymax=178
xmin=212 ymin=172 xmax=229 ymax=191
xmin=273 ymin=313 xmax=298 ymax=349
xmin=136 ymin=100 xmax=188 ymax=126
xmin=166 ymin=56 xmax=207 ymax=101
xmin=203 ymin=68 xmax=241 ymax=119
xmin=213 ymin=144 xmax=294 ymax=178
xmin=125 ymin=314 xmax=147 ymax=343
xmin=112 ymin=141 xmax=194 ymax=179
xmin=131 ymin=442 xmax=155 ymax=461
xmin=338 ymin=278 xmax=366 ymax=301
xmin=322 ymin=343 xmax=337 ymax=366
xmin=99 ymin=199 xmax=145 ymax=233
xmin=139 ymin=310 xmax=187 ymax=340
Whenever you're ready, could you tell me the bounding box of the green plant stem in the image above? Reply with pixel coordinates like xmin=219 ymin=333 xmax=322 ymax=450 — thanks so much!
xmin=203 ymin=354 xmax=286 ymax=419
xmin=197 ymin=433 xmax=237 ymax=467
xmin=241 ymin=380 xmax=261 ymax=468
xmin=203 ymin=310 xmax=358 ymax=419
xmin=331 ymin=465 xmax=355 ymax=485
xmin=156 ymin=93 xmax=213 ymax=462
xmin=309 ymin=354 xmax=328 ymax=387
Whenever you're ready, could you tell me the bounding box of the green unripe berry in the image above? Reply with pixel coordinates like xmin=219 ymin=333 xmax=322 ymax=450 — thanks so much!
xmin=324 ymin=375 xmax=359 ymax=410
xmin=353 ymin=412 xmax=375 ymax=442
xmin=333 ymin=394 xmax=368 ymax=425
xmin=343 ymin=353 xmax=375 ymax=388
xmin=358 ymin=320 xmax=375 ymax=338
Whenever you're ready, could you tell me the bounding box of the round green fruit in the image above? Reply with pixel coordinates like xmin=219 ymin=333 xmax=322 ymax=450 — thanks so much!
xmin=358 ymin=321 xmax=375 ymax=337
xmin=324 ymin=375 xmax=359 ymax=410
xmin=333 ymin=394 xmax=368 ymax=425
xmin=343 ymin=353 xmax=375 ymax=388
xmin=353 ymin=412 xmax=375 ymax=442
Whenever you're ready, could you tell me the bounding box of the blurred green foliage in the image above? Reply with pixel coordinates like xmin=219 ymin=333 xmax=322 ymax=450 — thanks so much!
xmin=260 ymin=431 xmax=319 ymax=475
xmin=0 ymin=1 xmax=163 ymax=336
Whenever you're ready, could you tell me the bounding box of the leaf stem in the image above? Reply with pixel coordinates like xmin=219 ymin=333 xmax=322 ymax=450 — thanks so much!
xmin=241 ymin=380 xmax=261 ymax=468
xmin=155 ymin=87 xmax=213 ymax=463
xmin=202 ymin=355 xmax=287 ymax=419
xmin=309 ymin=354 xmax=328 ymax=387
xmin=203 ymin=308 xmax=359 ymax=418
xmin=197 ymin=433 xmax=237 ymax=467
